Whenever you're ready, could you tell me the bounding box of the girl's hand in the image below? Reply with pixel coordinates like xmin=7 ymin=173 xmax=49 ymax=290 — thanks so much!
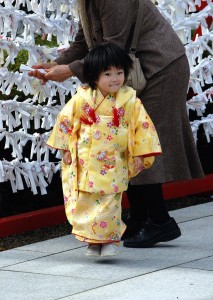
xmin=63 ymin=151 xmax=72 ymax=165
xmin=133 ymin=156 xmax=145 ymax=173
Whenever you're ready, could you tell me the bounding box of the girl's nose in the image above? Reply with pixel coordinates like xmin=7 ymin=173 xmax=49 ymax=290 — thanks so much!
xmin=112 ymin=75 xmax=118 ymax=81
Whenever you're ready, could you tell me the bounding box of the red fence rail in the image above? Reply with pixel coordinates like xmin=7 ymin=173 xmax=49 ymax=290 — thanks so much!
xmin=1 ymin=174 xmax=212 ymax=238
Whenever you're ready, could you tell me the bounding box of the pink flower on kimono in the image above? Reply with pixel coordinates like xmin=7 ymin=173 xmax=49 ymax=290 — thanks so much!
xmin=64 ymin=196 xmax=69 ymax=204
xmin=59 ymin=116 xmax=73 ymax=134
xmin=97 ymin=150 xmax=107 ymax=161
xmin=142 ymin=122 xmax=149 ymax=129
xmin=89 ymin=181 xmax=94 ymax=188
xmin=79 ymin=159 xmax=84 ymax=165
xmin=107 ymin=135 xmax=113 ymax=141
xmin=118 ymin=107 xmax=125 ymax=116
xmin=100 ymin=169 xmax=107 ymax=175
xmin=100 ymin=221 xmax=107 ymax=228
xmin=107 ymin=121 xmax=114 ymax=128
xmin=114 ymin=185 xmax=119 ymax=193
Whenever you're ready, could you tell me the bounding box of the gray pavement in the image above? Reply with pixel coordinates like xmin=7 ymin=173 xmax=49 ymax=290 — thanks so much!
xmin=0 ymin=202 xmax=213 ymax=300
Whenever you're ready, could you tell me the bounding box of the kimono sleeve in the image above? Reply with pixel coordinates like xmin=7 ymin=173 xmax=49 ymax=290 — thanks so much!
xmin=133 ymin=98 xmax=162 ymax=168
xmin=46 ymin=95 xmax=79 ymax=151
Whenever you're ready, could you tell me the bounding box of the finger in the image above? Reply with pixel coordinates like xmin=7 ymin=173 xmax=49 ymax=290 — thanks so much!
xmin=64 ymin=159 xmax=71 ymax=165
xmin=28 ymin=71 xmax=34 ymax=77
xmin=44 ymin=68 xmax=52 ymax=72
xmin=32 ymin=64 xmax=45 ymax=69
xmin=28 ymin=69 xmax=44 ymax=79
xmin=41 ymin=79 xmax=47 ymax=85
xmin=35 ymin=70 xmax=46 ymax=80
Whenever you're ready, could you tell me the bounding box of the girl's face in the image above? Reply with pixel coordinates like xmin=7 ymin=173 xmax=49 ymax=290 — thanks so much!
xmin=95 ymin=66 xmax=125 ymax=97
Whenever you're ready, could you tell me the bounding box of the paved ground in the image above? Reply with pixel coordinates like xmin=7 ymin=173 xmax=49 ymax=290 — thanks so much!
xmin=0 ymin=202 xmax=213 ymax=300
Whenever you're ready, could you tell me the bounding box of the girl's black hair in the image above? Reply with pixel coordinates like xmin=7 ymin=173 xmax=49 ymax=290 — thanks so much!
xmin=83 ymin=42 xmax=133 ymax=89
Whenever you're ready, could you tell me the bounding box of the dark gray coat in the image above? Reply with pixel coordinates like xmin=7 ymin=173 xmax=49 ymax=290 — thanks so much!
xmin=55 ymin=0 xmax=204 ymax=184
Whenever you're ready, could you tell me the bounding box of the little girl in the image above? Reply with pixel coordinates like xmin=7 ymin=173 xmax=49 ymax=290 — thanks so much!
xmin=47 ymin=42 xmax=162 ymax=257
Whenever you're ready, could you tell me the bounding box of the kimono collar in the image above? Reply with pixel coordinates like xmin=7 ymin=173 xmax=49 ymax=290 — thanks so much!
xmin=78 ymin=85 xmax=136 ymax=109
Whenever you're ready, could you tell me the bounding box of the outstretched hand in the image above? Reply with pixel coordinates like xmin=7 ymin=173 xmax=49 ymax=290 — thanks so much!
xmin=28 ymin=63 xmax=73 ymax=84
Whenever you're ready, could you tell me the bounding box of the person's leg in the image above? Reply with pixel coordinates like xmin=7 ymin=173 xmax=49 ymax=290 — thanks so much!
xmin=122 ymin=183 xmax=171 ymax=239
xmin=142 ymin=183 xmax=170 ymax=224
xmin=126 ymin=183 xmax=148 ymax=222
xmin=123 ymin=183 xmax=181 ymax=247
xmin=124 ymin=55 xmax=203 ymax=247
xmin=121 ymin=184 xmax=147 ymax=239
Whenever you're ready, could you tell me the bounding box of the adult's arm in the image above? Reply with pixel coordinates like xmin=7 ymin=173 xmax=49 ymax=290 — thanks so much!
xmin=55 ymin=23 xmax=88 ymax=65
xmin=54 ymin=23 xmax=89 ymax=81
xmin=56 ymin=0 xmax=135 ymax=82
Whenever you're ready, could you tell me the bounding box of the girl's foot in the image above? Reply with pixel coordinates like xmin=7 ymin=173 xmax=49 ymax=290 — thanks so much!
xmin=86 ymin=244 xmax=101 ymax=257
xmin=101 ymin=243 xmax=119 ymax=257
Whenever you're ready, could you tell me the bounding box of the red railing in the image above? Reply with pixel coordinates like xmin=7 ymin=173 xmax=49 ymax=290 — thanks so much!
xmin=1 ymin=174 xmax=213 ymax=238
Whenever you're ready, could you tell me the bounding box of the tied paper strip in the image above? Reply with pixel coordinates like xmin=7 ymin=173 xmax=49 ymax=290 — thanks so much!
xmin=157 ymin=0 xmax=213 ymax=43
xmin=0 ymin=97 xmax=61 ymax=132
xmin=0 ymin=130 xmax=52 ymax=161
xmin=189 ymin=57 xmax=213 ymax=94
xmin=0 ymin=4 xmax=78 ymax=45
xmin=0 ymin=36 xmax=61 ymax=67
xmin=0 ymin=159 xmax=61 ymax=194
xmin=0 ymin=0 xmax=212 ymax=194
xmin=191 ymin=114 xmax=213 ymax=144
xmin=187 ymin=87 xmax=213 ymax=116
xmin=0 ymin=66 xmax=79 ymax=103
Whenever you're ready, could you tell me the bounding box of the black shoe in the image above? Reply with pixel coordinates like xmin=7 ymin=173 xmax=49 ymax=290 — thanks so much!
xmin=121 ymin=218 xmax=144 ymax=240
xmin=123 ymin=217 xmax=181 ymax=248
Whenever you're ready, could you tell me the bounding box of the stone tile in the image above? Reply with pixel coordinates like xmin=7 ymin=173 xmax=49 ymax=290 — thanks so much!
xmin=16 ymin=235 xmax=86 ymax=254
xmin=180 ymin=256 xmax=213 ymax=271
xmin=170 ymin=202 xmax=213 ymax=223
xmin=0 ymin=270 xmax=104 ymax=300
xmin=61 ymin=267 xmax=213 ymax=300
xmin=0 ymin=249 xmax=48 ymax=268
xmin=1 ymin=204 xmax=213 ymax=300
xmin=3 ymin=217 xmax=213 ymax=282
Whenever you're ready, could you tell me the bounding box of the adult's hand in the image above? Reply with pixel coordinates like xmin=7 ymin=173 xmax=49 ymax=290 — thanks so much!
xmin=28 ymin=62 xmax=57 ymax=82
xmin=28 ymin=63 xmax=73 ymax=84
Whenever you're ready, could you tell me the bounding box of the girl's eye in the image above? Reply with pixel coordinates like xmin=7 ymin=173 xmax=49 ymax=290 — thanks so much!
xmin=118 ymin=71 xmax=124 ymax=75
xmin=105 ymin=73 xmax=111 ymax=76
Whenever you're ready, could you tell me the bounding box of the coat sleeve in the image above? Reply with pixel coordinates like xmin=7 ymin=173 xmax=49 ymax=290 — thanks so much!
xmin=46 ymin=93 xmax=80 ymax=151
xmin=133 ymin=97 xmax=162 ymax=169
xmin=54 ymin=23 xmax=88 ymax=82
xmin=98 ymin=0 xmax=135 ymax=49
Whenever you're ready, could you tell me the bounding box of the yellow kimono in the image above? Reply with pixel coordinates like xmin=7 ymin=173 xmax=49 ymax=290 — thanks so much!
xmin=47 ymin=86 xmax=161 ymax=243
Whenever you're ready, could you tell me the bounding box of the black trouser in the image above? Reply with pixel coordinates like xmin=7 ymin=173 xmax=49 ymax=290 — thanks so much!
xmin=126 ymin=183 xmax=170 ymax=224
